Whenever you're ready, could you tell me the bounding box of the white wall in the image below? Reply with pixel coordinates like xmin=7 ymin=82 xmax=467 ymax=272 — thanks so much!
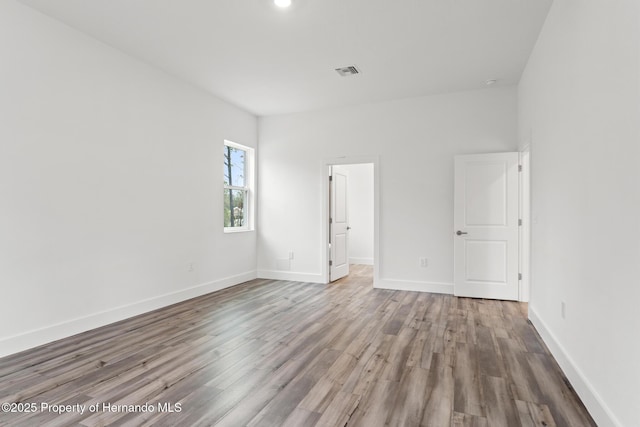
xmin=0 ymin=0 xmax=257 ymax=357
xmin=518 ymin=1 xmax=640 ymax=426
xmin=258 ymin=87 xmax=518 ymax=290
xmin=333 ymin=164 xmax=374 ymax=265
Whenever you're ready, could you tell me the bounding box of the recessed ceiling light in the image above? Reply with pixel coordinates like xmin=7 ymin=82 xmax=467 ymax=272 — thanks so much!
xmin=274 ymin=0 xmax=292 ymax=8
xmin=485 ymin=79 xmax=498 ymax=86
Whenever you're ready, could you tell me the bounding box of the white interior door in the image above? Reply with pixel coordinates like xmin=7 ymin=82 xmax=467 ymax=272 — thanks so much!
xmin=454 ymin=153 xmax=519 ymax=300
xmin=330 ymin=166 xmax=349 ymax=281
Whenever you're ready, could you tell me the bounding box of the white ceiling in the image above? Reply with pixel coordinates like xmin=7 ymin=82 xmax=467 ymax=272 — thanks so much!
xmin=19 ymin=0 xmax=552 ymax=116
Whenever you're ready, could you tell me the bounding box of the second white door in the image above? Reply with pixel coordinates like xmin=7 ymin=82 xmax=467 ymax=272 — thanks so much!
xmin=330 ymin=166 xmax=349 ymax=281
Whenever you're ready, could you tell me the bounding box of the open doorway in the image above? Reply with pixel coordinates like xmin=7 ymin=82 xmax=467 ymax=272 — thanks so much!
xmin=322 ymin=156 xmax=379 ymax=285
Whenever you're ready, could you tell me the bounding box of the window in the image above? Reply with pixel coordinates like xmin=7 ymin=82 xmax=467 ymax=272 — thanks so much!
xmin=223 ymin=140 xmax=253 ymax=232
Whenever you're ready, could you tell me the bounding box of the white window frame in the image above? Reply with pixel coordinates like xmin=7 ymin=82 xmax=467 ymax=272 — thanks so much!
xmin=223 ymin=140 xmax=254 ymax=233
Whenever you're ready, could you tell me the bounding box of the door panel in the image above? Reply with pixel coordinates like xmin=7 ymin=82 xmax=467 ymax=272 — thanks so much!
xmin=465 ymin=240 xmax=507 ymax=283
xmin=464 ymin=163 xmax=508 ymax=226
xmin=454 ymin=153 xmax=519 ymax=300
xmin=335 ymin=173 xmax=347 ymax=222
xmin=334 ymin=234 xmax=347 ymax=266
xmin=330 ymin=167 xmax=349 ymax=281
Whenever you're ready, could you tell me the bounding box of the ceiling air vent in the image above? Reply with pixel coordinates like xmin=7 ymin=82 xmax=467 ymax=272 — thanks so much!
xmin=335 ymin=65 xmax=360 ymax=77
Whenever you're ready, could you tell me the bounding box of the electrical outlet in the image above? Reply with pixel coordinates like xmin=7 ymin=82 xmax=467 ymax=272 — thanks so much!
xmin=188 ymin=262 xmax=194 ymax=272
xmin=288 ymin=251 xmax=294 ymax=260
xmin=419 ymin=257 xmax=428 ymax=268
xmin=561 ymin=301 xmax=566 ymax=319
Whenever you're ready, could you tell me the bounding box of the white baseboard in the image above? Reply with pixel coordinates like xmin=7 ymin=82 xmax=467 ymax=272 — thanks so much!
xmin=375 ymin=278 xmax=453 ymax=294
xmin=349 ymin=257 xmax=374 ymax=265
xmin=528 ymin=307 xmax=622 ymax=427
xmin=257 ymin=270 xmax=324 ymax=283
xmin=0 ymin=270 xmax=257 ymax=359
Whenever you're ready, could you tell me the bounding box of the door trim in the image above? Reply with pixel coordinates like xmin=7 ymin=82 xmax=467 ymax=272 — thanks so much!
xmin=519 ymin=145 xmax=531 ymax=302
xmin=321 ymin=156 xmax=380 ymax=286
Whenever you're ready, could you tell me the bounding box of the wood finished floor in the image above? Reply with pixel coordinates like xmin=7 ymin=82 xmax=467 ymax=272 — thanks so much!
xmin=0 ymin=265 xmax=596 ymax=427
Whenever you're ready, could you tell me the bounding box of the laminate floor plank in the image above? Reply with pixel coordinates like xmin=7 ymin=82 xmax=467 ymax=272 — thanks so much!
xmin=348 ymin=379 xmax=399 ymax=427
xmin=496 ymin=337 xmax=545 ymax=403
xmin=383 ymin=326 xmax=418 ymax=381
xmin=297 ymin=377 xmax=340 ymax=414
xmin=480 ymin=374 xmax=520 ymax=426
xmin=526 ymin=352 xmax=597 ymax=427
xmin=386 ymin=365 xmax=429 ymax=427
xmin=341 ymin=332 xmax=394 ymax=396
xmin=453 ymin=342 xmax=484 ymax=417
xmin=0 ymin=265 xmax=596 ymax=427
xmin=245 ymin=348 xmax=340 ymax=427
xmin=515 ymin=399 xmax=557 ymax=427
xmin=280 ymin=407 xmax=322 ymax=427
xmin=422 ymin=352 xmax=455 ymax=427
xmin=452 ymin=411 xmax=489 ymax=427
xmin=313 ymin=391 xmax=361 ymax=427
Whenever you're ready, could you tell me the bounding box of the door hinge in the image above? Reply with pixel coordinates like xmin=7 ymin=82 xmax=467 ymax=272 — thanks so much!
xmin=329 ymin=175 xmax=333 ymax=181
xmin=329 ymin=260 xmax=333 ymax=266
xmin=330 ymin=217 xmax=333 ymax=224
xmin=518 ymin=219 xmax=523 ymax=226
xmin=518 ymin=273 xmax=522 ymax=280
xmin=518 ymin=164 xmax=523 ymax=172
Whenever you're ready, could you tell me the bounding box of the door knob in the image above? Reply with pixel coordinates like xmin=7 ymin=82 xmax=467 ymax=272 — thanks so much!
xmin=456 ymin=230 xmax=468 ymax=236
xmin=347 ymin=226 xmax=351 ymax=230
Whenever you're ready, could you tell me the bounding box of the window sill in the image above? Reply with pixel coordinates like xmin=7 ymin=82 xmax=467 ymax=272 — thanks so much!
xmin=224 ymin=227 xmax=254 ymax=234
